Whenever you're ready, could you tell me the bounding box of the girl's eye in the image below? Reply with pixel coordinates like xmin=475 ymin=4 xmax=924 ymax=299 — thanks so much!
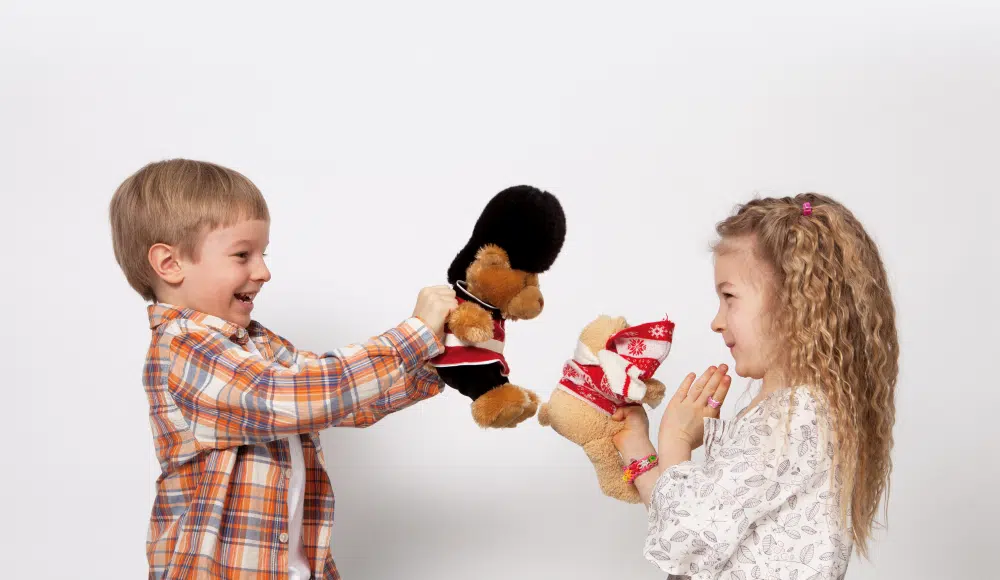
xmin=235 ymin=252 xmax=249 ymax=259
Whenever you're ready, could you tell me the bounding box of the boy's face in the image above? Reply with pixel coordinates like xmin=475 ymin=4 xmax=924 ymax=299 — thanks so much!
xmin=169 ymin=219 xmax=271 ymax=328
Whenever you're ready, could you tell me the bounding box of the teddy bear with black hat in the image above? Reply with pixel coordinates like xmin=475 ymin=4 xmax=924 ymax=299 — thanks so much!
xmin=429 ymin=185 xmax=566 ymax=428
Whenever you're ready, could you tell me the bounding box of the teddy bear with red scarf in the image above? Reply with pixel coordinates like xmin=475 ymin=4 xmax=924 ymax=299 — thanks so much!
xmin=539 ymin=314 xmax=675 ymax=503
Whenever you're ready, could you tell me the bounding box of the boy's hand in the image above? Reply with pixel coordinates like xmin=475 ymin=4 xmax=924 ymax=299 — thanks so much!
xmin=412 ymin=285 xmax=459 ymax=338
xmin=659 ymin=364 xmax=731 ymax=449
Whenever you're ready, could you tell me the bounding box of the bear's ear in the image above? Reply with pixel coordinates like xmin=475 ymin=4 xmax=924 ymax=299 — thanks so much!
xmin=474 ymin=244 xmax=510 ymax=268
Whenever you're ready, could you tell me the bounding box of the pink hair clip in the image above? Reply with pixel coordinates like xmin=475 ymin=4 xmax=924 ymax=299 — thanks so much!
xmin=802 ymin=202 xmax=813 ymax=216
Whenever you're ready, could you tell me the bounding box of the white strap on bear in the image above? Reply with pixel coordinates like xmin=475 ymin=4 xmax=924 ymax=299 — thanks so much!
xmin=596 ymin=349 xmax=647 ymax=401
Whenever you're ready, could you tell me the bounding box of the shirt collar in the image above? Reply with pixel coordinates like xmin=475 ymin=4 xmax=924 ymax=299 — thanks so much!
xmin=147 ymin=302 xmax=258 ymax=345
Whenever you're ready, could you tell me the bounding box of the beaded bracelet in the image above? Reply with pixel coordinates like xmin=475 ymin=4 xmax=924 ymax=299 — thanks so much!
xmin=622 ymin=454 xmax=659 ymax=484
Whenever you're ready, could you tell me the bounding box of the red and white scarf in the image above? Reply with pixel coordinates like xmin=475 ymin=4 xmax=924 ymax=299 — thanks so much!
xmin=556 ymin=316 xmax=675 ymax=415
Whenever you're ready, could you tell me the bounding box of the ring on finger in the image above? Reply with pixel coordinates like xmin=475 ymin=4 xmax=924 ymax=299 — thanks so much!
xmin=707 ymin=396 xmax=722 ymax=409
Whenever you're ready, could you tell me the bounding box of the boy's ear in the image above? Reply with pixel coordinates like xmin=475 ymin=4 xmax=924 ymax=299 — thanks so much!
xmin=148 ymin=243 xmax=185 ymax=285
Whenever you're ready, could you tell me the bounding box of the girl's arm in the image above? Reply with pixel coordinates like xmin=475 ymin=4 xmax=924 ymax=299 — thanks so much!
xmin=614 ymin=367 xmax=728 ymax=505
xmin=614 ymin=433 xmax=693 ymax=506
xmin=614 ymin=435 xmax=660 ymax=506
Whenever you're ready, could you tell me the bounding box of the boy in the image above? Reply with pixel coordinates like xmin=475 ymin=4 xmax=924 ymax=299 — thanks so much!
xmin=109 ymin=159 xmax=457 ymax=579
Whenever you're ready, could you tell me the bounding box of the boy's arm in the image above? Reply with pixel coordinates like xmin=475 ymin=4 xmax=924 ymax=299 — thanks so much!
xmin=335 ymin=363 xmax=444 ymax=428
xmin=266 ymin=329 xmax=445 ymax=428
xmin=164 ymin=317 xmax=442 ymax=448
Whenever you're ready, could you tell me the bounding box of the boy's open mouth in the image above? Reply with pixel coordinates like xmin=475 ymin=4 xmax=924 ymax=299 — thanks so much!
xmin=235 ymin=292 xmax=256 ymax=303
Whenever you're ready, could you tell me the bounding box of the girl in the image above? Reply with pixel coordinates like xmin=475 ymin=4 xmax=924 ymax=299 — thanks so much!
xmin=613 ymin=194 xmax=898 ymax=579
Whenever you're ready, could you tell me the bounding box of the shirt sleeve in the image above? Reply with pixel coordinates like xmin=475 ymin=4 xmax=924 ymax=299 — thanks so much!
xmin=334 ymin=363 xmax=444 ymax=428
xmin=164 ymin=317 xmax=443 ymax=448
xmin=263 ymin=324 xmax=446 ymax=428
xmin=643 ymin=391 xmax=832 ymax=577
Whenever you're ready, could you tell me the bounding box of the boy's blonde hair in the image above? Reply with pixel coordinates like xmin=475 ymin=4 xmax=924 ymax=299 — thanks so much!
xmin=109 ymin=159 xmax=270 ymax=301
xmin=713 ymin=193 xmax=898 ymax=559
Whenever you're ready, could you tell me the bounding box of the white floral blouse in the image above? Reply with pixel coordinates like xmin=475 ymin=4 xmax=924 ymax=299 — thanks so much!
xmin=644 ymin=387 xmax=852 ymax=580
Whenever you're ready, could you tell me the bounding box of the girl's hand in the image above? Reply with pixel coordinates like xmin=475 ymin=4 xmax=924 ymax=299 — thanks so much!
xmin=611 ymin=404 xmax=660 ymax=506
xmin=611 ymin=405 xmax=652 ymax=451
xmin=659 ymin=365 xmax=732 ymax=449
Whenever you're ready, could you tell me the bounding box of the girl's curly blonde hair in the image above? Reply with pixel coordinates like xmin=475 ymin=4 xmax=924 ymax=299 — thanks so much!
xmin=714 ymin=193 xmax=898 ymax=558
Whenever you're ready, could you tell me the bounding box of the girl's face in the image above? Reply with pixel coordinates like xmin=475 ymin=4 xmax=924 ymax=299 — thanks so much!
xmin=711 ymin=236 xmax=775 ymax=380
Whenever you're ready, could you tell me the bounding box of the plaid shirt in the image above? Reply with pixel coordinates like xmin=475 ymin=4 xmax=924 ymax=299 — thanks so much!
xmin=143 ymin=304 xmax=444 ymax=579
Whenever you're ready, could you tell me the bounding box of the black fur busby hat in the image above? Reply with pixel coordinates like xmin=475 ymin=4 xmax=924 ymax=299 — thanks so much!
xmin=447 ymin=185 xmax=566 ymax=284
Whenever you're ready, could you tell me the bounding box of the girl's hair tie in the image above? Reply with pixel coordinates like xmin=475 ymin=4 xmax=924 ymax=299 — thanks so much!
xmin=802 ymin=201 xmax=813 ymax=216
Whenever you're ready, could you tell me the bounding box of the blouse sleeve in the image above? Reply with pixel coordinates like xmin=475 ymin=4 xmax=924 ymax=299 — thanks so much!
xmin=643 ymin=389 xmax=833 ymax=578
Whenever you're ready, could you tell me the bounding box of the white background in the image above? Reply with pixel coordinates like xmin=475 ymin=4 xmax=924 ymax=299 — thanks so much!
xmin=3 ymin=1 xmax=998 ymax=578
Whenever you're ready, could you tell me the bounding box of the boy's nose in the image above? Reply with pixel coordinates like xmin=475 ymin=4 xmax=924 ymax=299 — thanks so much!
xmin=255 ymin=262 xmax=272 ymax=282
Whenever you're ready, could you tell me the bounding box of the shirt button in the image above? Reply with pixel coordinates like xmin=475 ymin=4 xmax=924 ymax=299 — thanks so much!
xmin=279 ymin=532 xmax=289 ymax=543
